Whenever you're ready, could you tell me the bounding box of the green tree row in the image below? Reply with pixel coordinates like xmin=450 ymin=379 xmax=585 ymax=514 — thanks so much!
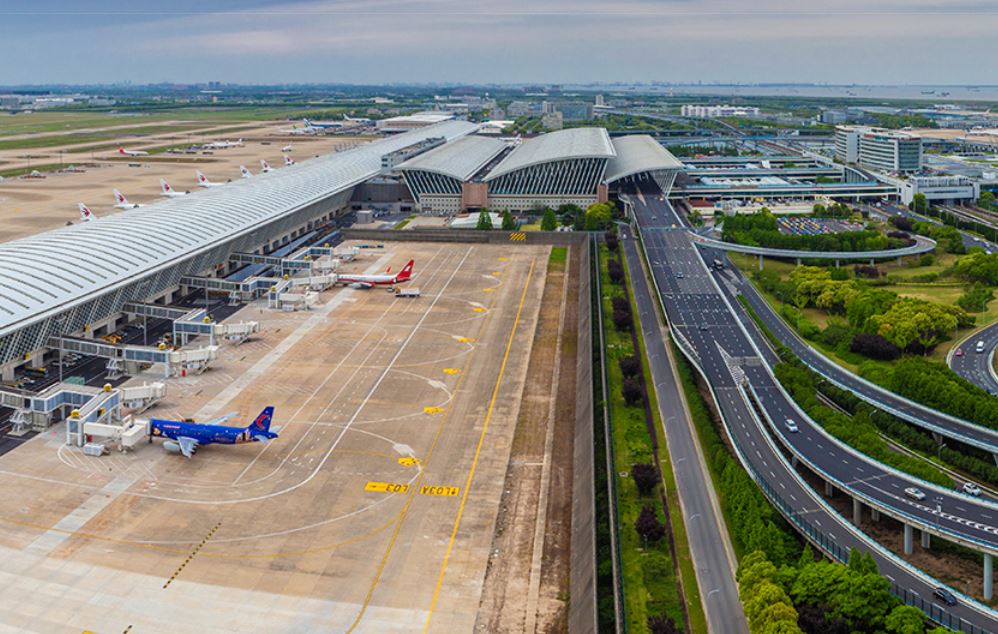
xmin=721 ymin=210 xmax=905 ymax=253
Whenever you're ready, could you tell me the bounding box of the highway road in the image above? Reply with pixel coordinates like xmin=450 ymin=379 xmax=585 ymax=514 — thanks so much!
xmin=622 ymin=180 xmax=998 ymax=631
xmin=620 ymin=228 xmax=748 ymax=634
xmin=711 ymin=242 xmax=998 ymax=455
xmin=950 ymin=324 xmax=998 ymax=394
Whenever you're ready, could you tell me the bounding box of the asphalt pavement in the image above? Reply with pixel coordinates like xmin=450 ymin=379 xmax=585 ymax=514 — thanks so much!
xmin=950 ymin=324 xmax=998 ymax=394
xmin=623 ymin=179 xmax=998 ymax=631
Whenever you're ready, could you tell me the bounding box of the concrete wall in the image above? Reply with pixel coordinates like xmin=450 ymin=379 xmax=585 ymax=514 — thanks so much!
xmin=569 ymin=238 xmax=598 ymax=634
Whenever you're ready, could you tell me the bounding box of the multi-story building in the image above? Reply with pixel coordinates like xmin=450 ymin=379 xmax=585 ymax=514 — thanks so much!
xmin=506 ymin=101 xmax=538 ymax=117
xmin=556 ymin=102 xmax=594 ymax=121
xmin=836 ymin=125 xmax=922 ymax=173
xmin=681 ymin=104 xmax=761 ymax=118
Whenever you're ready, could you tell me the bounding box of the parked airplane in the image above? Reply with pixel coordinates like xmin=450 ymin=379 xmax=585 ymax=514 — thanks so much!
xmin=344 ymin=115 xmax=373 ymax=124
xmin=149 ymin=406 xmax=279 ymax=458
xmin=240 ymin=165 xmax=253 ymax=179
xmin=203 ymin=138 xmax=244 ymax=150
xmin=337 ymin=260 xmax=414 ymax=289
xmin=260 ymin=159 xmax=274 ymax=173
xmin=282 ymin=142 xmax=293 ymax=153
xmin=303 ymin=118 xmax=342 ymax=131
xmin=160 ymin=178 xmax=188 ymax=197
xmin=196 ymin=170 xmax=224 ymax=188
xmin=113 ymin=189 xmax=143 ymax=209
xmin=118 ymin=146 xmax=149 ymax=157
xmin=285 ymin=125 xmax=317 ymax=136
xmin=284 ymin=155 xmax=296 ymax=166
xmin=78 ymin=203 xmax=96 ymax=222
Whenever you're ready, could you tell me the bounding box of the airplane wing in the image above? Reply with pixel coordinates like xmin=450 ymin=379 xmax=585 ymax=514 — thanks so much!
xmin=203 ymin=411 xmax=238 ymax=426
xmin=177 ymin=436 xmax=199 ymax=458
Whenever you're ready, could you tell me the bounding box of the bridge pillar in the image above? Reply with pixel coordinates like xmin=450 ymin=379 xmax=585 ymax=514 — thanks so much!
xmin=824 ymin=480 xmax=834 ymax=497
xmin=871 ymin=508 xmax=880 ymax=522
xmin=852 ymin=498 xmax=862 ymax=524
xmin=758 ymin=254 xmax=763 ymax=271
xmin=986 ymin=553 xmax=994 ymax=600
xmin=795 ymin=257 xmax=801 ymax=266
xmin=790 ymin=455 xmax=798 ymax=468
xmin=921 ymin=530 xmax=931 ymax=549
xmin=869 ymin=258 xmax=875 ymax=266
xmin=903 ymin=524 xmax=914 ymax=555
xmin=835 ymin=259 xmax=840 ymax=268
xmin=897 ymin=256 xmax=903 ymax=266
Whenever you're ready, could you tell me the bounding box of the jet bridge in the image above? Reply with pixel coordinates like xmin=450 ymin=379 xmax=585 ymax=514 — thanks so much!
xmin=47 ymin=336 xmax=219 ymax=378
xmin=0 ymin=380 xmax=165 ymax=435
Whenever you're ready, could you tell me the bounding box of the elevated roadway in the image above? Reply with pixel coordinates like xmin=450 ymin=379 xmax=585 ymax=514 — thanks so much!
xmin=691 ymin=233 xmax=936 ymax=264
xmin=623 ymin=181 xmax=998 ymax=630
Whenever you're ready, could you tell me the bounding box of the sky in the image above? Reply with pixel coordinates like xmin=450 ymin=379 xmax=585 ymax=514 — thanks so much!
xmin=1 ymin=0 xmax=997 ymax=86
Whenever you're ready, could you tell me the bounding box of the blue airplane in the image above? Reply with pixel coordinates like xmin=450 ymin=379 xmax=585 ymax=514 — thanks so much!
xmin=149 ymin=406 xmax=279 ymax=458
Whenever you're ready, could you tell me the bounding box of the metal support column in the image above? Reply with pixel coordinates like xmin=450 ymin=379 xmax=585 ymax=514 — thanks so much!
xmin=852 ymin=498 xmax=862 ymax=524
xmin=758 ymin=254 xmax=763 ymax=271
xmin=986 ymin=553 xmax=993 ymax=600
xmin=824 ymin=480 xmax=834 ymax=497
xmin=871 ymin=509 xmax=880 ymax=521
xmin=903 ymin=524 xmax=914 ymax=555
xmin=921 ymin=530 xmax=930 ymax=549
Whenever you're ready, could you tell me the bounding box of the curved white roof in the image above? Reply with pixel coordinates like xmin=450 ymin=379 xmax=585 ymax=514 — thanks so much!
xmin=0 ymin=120 xmax=477 ymax=335
xmin=396 ymin=135 xmax=507 ymax=181
xmin=485 ymin=127 xmax=615 ymax=181
xmin=604 ymin=136 xmax=683 ymax=183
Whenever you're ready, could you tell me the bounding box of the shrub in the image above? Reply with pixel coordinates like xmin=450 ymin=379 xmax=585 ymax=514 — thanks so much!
xmin=891 ymin=216 xmax=914 ymax=232
xmin=631 ymin=463 xmax=659 ymax=496
xmin=605 ymin=231 xmax=619 ymax=252
xmin=850 ymin=333 xmax=901 ymax=360
xmin=918 ymin=253 xmax=935 ymax=267
xmin=635 ymin=505 xmax=665 ymax=544
xmin=622 ymin=376 xmax=644 ymax=405
xmin=607 ymin=258 xmax=624 ymax=284
xmin=619 ymin=355 xmax=641 ymax=378
xmin=853 ymin=265 xmax=881 ymax=279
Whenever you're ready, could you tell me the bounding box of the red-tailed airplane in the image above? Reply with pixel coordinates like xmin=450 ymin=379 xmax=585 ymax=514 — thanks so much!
xmin=118 ymin=146 xmax=149 ymax=157
xmin=337 ymin=260 xmax=414 ymax=289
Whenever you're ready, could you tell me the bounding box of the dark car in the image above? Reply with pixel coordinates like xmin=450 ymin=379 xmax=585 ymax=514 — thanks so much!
xmin=933 ymin=586 xmax=958 ymax=606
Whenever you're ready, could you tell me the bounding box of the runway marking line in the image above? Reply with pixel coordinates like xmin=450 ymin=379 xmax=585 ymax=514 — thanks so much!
xmin=419 ymin=485 xmax=459 ymax=497
xmin=365 ymin=482 xmax=410 ymax=494
xmin=423 ymin=256 xmax=537 ymax=632
xmin=163 ymin=521 xmax=221 ymax=589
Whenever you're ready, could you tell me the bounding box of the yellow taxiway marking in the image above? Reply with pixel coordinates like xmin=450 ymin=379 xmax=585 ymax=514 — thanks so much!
xmin=442 ymin=368 xmax=461 ymax=375
xmin=397 ymin=457 xmax=420 ymax=467
xmin=163 ymin=521 xmax=221 ymax=589
xmin=491 ymin=271 xmax=502 ymax=276
xmin=482 ymin=287 xmax=495 ymax=292
xmin=419 ymin=485 xmax=459 ymax=497
xmin=473 ymin=307 xmax=487 ymax=313
xmin=365 ymin=481 xmax=410 ymax=494
xmin=423 ymin=257 xmax=536 ymax=632
xmin=423 ymin=406 xmax=443 ymax=414
xmin=456 ymin=337 xmax=476 ymax=343
xmin=498 ymin=257 xmax=508 ymax=261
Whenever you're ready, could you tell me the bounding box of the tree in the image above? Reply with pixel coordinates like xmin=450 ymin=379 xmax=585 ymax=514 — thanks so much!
xmin=622 ymin=376 xmax=643 ymax=405
xmin=634 ymin=505 xmax=665 ymax=544
xmin=607 ymin=258 xmax=624 ymax=284
xmin=979 ymin=190 xmax=996 ymax=209
xmin=558 ymin=203 xmax=583 ymax=228
xmin=605 ymin=230 xmax=619 ymax=252
xmin=501 ymin=209 xmax=516 ymax=230
xmin=911 ymin=193 xmax=928 ymax=214
xmin=618 ymin=355 xmax=640 ymax=377
xmin=585 ymin=202 xmax=615 ymax=231
xmin=647 ymin=615 xmax=680 ymax=634
xmin=476 ymin=210 xmax=493 ymax=230
xmin=884 ymin=605 xmax=927 ymax=634
xmin=630 ymin=463 xmax=658 ymax=495
xmin=540 ymin=208 xmax=558 ymax=231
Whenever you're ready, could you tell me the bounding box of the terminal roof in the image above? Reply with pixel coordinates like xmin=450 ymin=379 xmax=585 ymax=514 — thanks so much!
xmin=0 ymin=120 xmax=477 ymax=335
xmin=396 ymin=135 xmax=508 ymax=181
xmin=484 ymin=127 xmax=616 ymax=181
xmin=604 ymin=135 xmax=683 ymax=183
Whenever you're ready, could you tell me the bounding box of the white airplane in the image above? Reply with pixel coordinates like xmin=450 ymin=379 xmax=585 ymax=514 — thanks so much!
xmin=113 ymin=189 xmax=143 ymax=209
xmin=118 ymin=146 xmax=149 ymax=157
xmin=196 ymin=170 xmax=224 ymax=188
xmin=282 ymin=143 xmax=293 ymax=153
xmin=284 ymin=155 xmax=296 ymax=166
xmin=336 ymin=260 xmax=414 ymax=289
xmin=160 ymin=178 xmax=188 ymax=197
xmin=260 ymin=159 xmax=274 ymax=173
xmin=203 ymin=138 xmax=244 ymax=150
xmin=285 ymin=125 xmax=317 ymax=136
xmin=240 ymin=165 xmax=253 ymax=179
xmin=344 ymin=115 xmax=373 ymax=124
xmin=303 ymin=118 xmax=342 ymax=131
xmin=78 ymin=203 xmax=96 ymax=222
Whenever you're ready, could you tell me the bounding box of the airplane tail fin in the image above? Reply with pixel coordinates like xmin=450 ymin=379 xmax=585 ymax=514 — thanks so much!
xmin=260 ymin=159 xmax=270 ymax=171
xmin=395 ymin=260 xmax=414 ymax=282
xmin=79 ymin=203 xmax=94 ymax=221
xmin=240 ymin=165 xmax=252 ymax=178
xmin=248 ymin=406 xmax=275 ymax=434
xmin=284 ymin=155 xmax=295 ymax=166
xmin=196 ymin=170 xmax=208 ymax=184
xmin=117 ymin=147 xmax=126 ymax=155
xmin=113 ymin=189 xmax=126 ymax=204
xmin=160 ymin=178 xmax=172 ymax=194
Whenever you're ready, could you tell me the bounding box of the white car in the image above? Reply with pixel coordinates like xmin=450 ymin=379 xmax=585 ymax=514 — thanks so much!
xmin=962 ymin=482 xmax=982 ymax=497
xmin=785 ymin=419 xmax=799 ymax=433
xmin=904 ymin=487 xmax=926 ymax=501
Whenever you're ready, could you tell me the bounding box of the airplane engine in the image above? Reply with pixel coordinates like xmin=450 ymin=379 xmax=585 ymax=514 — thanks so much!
xmin=162 ymin=441 xmax=182 ymax=454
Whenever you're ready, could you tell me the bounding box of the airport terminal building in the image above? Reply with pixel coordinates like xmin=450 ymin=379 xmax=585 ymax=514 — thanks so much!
xmin=397 ymin=128 xmax=682 ymax=214
xmin=0 ymin=121 xmax=478 ymax=378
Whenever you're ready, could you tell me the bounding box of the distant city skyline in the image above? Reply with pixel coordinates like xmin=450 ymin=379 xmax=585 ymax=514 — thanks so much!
xmin=2 ymin=0 xmax=996 ymax=86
